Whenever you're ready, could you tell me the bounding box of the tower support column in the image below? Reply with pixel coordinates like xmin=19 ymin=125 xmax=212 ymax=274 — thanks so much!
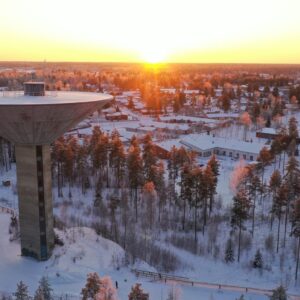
xmin=15 ymin=145 xmax=54 ymax=260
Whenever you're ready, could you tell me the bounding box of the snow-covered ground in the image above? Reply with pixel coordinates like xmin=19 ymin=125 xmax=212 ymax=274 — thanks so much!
xmin=0 ymin=212 xmax=269 ymax=300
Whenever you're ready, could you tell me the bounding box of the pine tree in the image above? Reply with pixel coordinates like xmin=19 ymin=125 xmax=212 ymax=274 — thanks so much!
xmin=246 ymin=171 xmax=261 ymax=237
xmin=288 ymin=117 xmax=299 ymax=142
xmin=14 ymin=281 xmax=29 ymax=300
xmin=269 ymin=170 xmax=282 ymax=229
xmin=142 ymin=181 xmax=157 ymax=230
xmin=253 ymin=249 xmax=263 ymax=269
xmin=76 ymin=137 xmax=90 ymax=195
xmin=109 ymin=132 xmax=126 ymax=187
xmin=151 ymin=161 xmax=166 ymax=223
xmin=277 ymin=127 xmax=289 ymax=173
xmin=89 ymin=126 xmax=102 ymax=153
xmin=64 ymin=136 xmax=78 ymax=198
xmin=97 ymin=133 xmax=110 ymax=187
xmin=231 ymin=189 xmax=251 ymax=262
xmin=142 ymin=134 xmax=157 ymax=182
xmin=37 ymin=277 xmax=52 ymax=300
xmin=128 ymin=97 xmax=134 ymax=109
xmin=190 ymin=167 xmax=204 ymax=244
xmin=270 ymin=137 xmax=282 ymax=168
xmin=81 ymin=273 xmax=101 ymax=300
xmin=96 ymin=276 xmax=118 ymax=300
xmin=173 ymin=98 xmax=180 ymax=113
xmin=207 ymin=155 xmax=220 ymax=213
xmin=257 ymin=147 xmax=273 ymax=185
xmin=251 ymin=102 xmax=261 ymax=125
xmin=177 ymin=147 xmax=194 ymax=167
xmin=127 ymin=136 xmax=144 ymax=222
xmin=203 ymin=165 xmax=215 ymax=232
xmin=179 ymin=165 xmax=193 ymax=231
xmin=269 ymin=285 xmax=287 ymax=300
xmin=291 ymin=198 xmax=300 ymax=280
xmin=168 ymin=146 xmax=179 ymax=184
xmin=128 ymin=284 xmax=149 ymax=300
xmin=283 ymin=155 xmax=300 ymax=247
xmin=94 ymin=181 xmax=103 ymax=207
xmin=82 ymin=273 xmax=117 ymax=300
xmin=272 ymin=86 xmax=279 ymax=98
xmin=52 ymin=137 xmax=66 ymax=198
xmin=34 ymin=287 xmax=44 ymax=300
xmin=240 ymin=112 xmax=251 ymax=141
xmin=121 ymin=190 xmax=129 ymax=250
xmin=109 ymin=196 xmax=120 ymax=243
xmin=221 ymin=94 xmax=231 ymax=112
xmin=272 ymin=183 xmax=288 ymax=253
xmin=224 ymin=238 xmax=235 ymax=263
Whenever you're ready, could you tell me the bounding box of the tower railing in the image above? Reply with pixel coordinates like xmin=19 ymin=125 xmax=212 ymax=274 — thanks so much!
xmin=0 ymin=91 xmax=58 ymax=97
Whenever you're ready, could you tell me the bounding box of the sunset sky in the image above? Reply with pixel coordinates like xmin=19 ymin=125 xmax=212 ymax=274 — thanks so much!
xmin=0 ymin=0 xmax=300 ymax=63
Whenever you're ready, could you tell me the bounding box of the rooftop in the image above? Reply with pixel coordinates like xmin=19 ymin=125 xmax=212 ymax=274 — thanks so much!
xmin=0 ymin=91 xmax=113 ymax=105
xmin=181 ymin=134 xmax=267 ymax=154
xmin=160 ymin=115 xmax=219 ymax=124
xmin=0 ymin=91 xmax=112 ymax=144
xmin=156 ymin=139 xmax=184 ymax=152
xmin=260 ymin=127 xmax=277 ymax=134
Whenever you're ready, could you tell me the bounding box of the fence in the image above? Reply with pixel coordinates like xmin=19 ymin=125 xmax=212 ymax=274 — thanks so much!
xmin=0 ymin=205 xmax=17 ymax=215
xmin=132 ymin=269 xmax=300 ymax=300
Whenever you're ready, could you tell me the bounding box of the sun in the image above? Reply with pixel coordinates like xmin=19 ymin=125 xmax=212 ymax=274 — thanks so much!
xmin=139 ymin=47 xmax=167 ymax=64
xmin=143 ymin=53 xmax=165 ymax=64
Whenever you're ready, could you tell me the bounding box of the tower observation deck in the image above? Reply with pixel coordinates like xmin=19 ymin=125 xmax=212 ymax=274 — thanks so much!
xmin=0 ymin=82 xmax=113 ymax=260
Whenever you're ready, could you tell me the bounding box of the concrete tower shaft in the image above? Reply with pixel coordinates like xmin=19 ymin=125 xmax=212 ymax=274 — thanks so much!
xmin=0 ymin=84 xmax=112 ymax=260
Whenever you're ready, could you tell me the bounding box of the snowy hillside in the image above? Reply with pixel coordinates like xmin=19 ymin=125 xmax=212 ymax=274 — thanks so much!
xmin=0 ymin=212 xmax=272 ymax=300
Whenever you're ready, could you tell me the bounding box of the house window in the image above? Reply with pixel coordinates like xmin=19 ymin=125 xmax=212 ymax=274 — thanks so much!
xmin=229 ymin=152 xmax=232 ymax=157
xmin=243 ymin=154 xmax=246 ymax=159
xmin=236 ymin=153 xmax=239 ymax=158
xmin=223 ymin=151 xmax=226 ymax=156
xmin=250 ymin=156 xmax=253 ymax=161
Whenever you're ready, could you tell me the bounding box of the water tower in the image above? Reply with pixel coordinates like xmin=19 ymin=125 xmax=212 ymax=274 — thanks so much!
xmin=0 ymin=82 xmax=112 ymax=260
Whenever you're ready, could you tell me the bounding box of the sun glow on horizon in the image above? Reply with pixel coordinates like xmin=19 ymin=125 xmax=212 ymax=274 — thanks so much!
xmin=1 ymin=0 xmax=300 ymax=63
xmin=142 ymin=53 xmax=166 ymax=64
xmin=139 ymin=47 xmax=168 ymax=64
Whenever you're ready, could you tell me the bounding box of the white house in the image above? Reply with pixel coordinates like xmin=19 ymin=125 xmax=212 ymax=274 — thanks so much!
xmin=180 ymin=134 xmax=268 ymax=161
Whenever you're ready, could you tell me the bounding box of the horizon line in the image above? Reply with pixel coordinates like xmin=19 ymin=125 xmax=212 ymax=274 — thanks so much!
xmin=1 ymin=60 xmax=300 ymax=66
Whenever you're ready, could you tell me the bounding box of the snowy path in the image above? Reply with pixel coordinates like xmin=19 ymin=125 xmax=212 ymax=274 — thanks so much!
xmin=132 ymin=269 xmax=300 ymax=300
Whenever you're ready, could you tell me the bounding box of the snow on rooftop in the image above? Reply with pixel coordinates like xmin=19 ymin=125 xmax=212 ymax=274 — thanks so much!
xmin=138 ymin=126 xmax=156 ymax=132
xmin=106 ymin=112 xmax=128 ymax=117
xmin=0 ymin=91 xmax=113 ymax=105
xmin=160 ymin=115 xmax=219 ymax=124
xmin=260 ymin=127 xmax=277 ymax=134
xmin=151 ymin=122 xmax=190 ymax=131
xmin=122 ymin=91 xmax=140 ymax=97
xmin=205 ymin=113 xmax=240 ymax=119
xmin=184 ymin=89 xmax=199 ymax=94
xmin=160 ymin=88 xmax=176 ymax=94
xmin=156 ymin=139 xmax=184 ymax=152
xmin=180 ymin=134 xmax=267 ymax=154
xmin=102 ymin=107 xmax=116 ymax=113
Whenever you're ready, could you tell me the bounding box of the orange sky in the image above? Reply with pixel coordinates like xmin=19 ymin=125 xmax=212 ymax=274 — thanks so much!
xmin=1 ymin=0 xmax=300 ymax=63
